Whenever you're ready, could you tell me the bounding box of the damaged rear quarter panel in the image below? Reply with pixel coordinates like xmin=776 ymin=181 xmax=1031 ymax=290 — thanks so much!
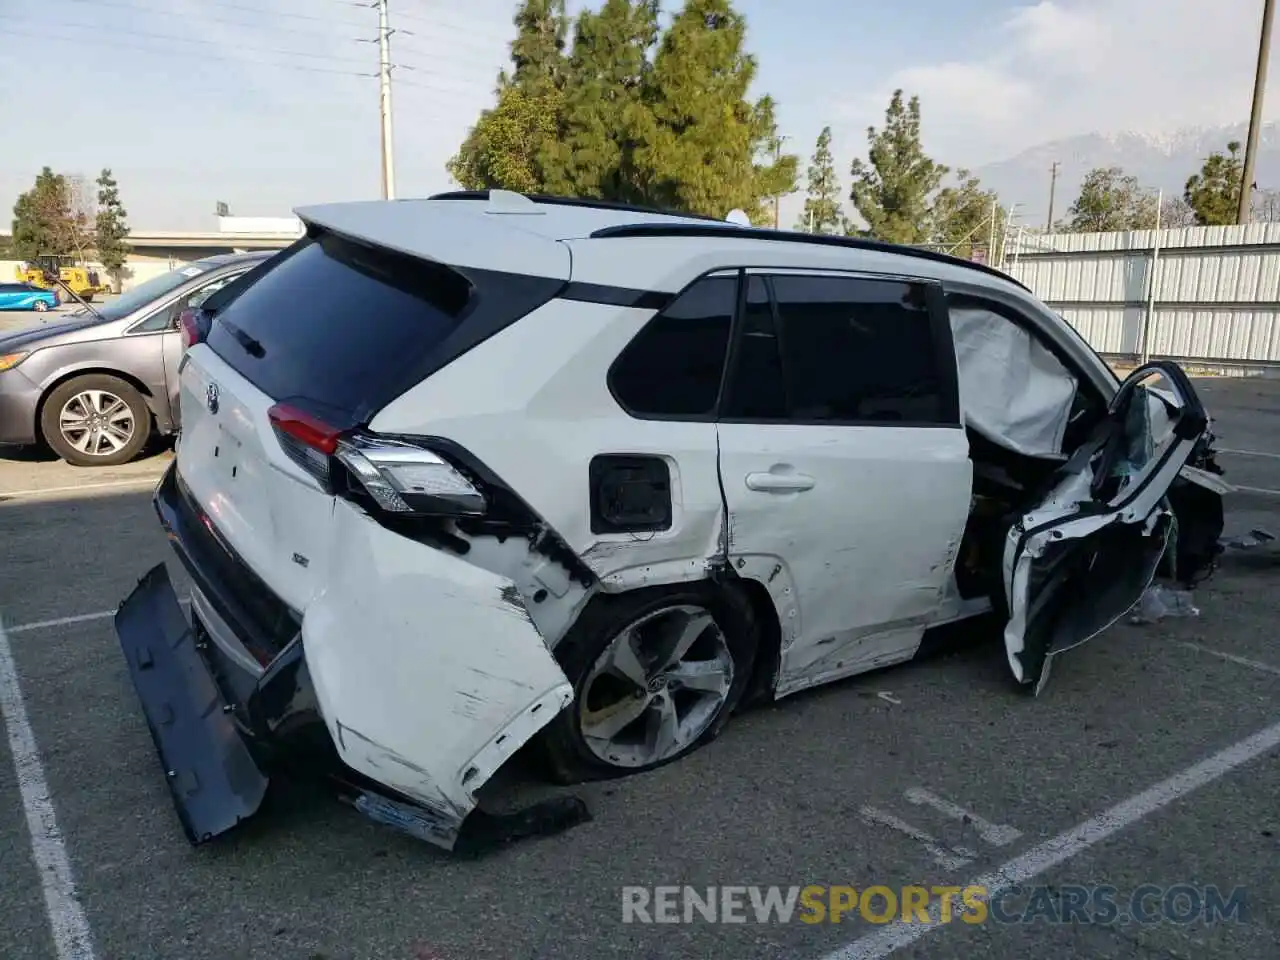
xmin=302 ymin=499 xmax=573 ymax=825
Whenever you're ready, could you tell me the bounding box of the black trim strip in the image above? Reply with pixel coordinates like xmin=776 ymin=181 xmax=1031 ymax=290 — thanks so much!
xmin=558 ymin=282 xmax=673 ymax=311
xmin=587 ymin=223 xmax=1033 ymax=292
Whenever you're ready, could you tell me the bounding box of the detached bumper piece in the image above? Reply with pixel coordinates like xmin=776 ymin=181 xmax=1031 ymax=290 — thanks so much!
xmin=115 ymin=563 xmax=268 ymax=844
xmin=115 ymin=563 xmax=590 ymax=855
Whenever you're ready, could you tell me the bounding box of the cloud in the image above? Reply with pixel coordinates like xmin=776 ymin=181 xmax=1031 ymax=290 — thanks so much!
xmin=838 ymin=0 xmax=1280 ymax=167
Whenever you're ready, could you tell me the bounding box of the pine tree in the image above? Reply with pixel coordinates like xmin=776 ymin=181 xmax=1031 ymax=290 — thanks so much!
xmin=630 ymin=0 xmax=796 ymax=218
xmin=94 ymin=168 xmax=130 ymax=291
xmin=446 ymin=0 xmax=568 ymax=191
xmin=796 ymin=126 xmax=841 ymax=233
xmin=542 ymin=0 xmax=660 ymax=200
xmin=1184 ymin=142 xmax=1244 ymax=226
xmin=11 ymin=167 xmax=74 ymax=262
xmin=848 ymin=90 xmax=947 ymax=244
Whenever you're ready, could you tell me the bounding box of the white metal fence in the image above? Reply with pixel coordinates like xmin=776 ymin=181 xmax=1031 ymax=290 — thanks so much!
xmin=1002 ymin=223 xmax=1280 ymax=368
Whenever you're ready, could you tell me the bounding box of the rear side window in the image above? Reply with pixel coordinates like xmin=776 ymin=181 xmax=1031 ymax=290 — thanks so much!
xmin=205 ymin=232 xmax=563 ymax=427
xmin=608 ymin=275 xmax=736 ymax=418
xmin=747 ymin=274 xmax=956 ymax=425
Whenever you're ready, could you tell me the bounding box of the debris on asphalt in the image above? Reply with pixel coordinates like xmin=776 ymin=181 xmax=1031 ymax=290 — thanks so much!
xmin=877 ymin=691 xmax=902 ymax=705
xmin=1129 ymin=584 xmax=1201 ymax=624
xmin=1220 ymin=528 xmax=1276 ymax=551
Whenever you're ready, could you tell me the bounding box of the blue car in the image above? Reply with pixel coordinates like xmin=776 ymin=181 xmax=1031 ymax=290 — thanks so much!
xmin=0 ymin=282 xmax=59 ymax=312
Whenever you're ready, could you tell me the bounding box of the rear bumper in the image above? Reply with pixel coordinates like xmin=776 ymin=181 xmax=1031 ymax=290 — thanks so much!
xmin=114 ymin=563 xmax=271 ymax=844
xmin=118 ymin=461 xmax=589 ymax=852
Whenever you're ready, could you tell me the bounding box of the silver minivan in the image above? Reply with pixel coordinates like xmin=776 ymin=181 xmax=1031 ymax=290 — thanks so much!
xmin=0 ymin=251 xmax=276 ymax=466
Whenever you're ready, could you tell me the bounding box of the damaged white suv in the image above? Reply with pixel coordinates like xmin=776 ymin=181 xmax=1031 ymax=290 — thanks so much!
xmin=114 ymin=190 xmax=1227 ymax=854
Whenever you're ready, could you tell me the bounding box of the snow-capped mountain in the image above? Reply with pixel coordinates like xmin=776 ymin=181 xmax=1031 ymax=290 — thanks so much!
xmin=973 ymin=122 xmax=1280 ymax=227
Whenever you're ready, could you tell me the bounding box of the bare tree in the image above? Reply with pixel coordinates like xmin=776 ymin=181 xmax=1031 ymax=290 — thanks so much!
xmin=1252 ymin=189 xmax=1280 ymax=223
xmin=63 ymin=174 xmax=97 ymax=264
xmin=1159 ymin=194 xmax=1197 ymax=228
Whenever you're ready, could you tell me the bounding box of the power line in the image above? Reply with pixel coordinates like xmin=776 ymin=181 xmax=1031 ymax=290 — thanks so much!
xmin=53 ymin=0 xmax=368 ymax=42
xmin=40 ymin=19 xmax=377 ymax=64
xmin=158 ymin=0 xmax=367 ymax=27
xmin=4 ymin=28 xmax=378 ymax=77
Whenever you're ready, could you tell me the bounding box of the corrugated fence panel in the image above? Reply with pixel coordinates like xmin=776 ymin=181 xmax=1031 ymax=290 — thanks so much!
xmin=1146 ymin=309 xmax=1280 ymax=362
xmin=1005 ymin=225 xmax=1280 ymax=363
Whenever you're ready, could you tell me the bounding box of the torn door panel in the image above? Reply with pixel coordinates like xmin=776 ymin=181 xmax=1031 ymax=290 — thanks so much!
xmin=301 ymin=498 xmax=574 ymax=849
xmin=1001 ymin=362 xmax=1211 ymax=695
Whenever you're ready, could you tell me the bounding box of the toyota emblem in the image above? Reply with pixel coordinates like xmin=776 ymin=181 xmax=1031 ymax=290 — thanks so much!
xmin=206 ymin=382 xmax=220 ymax=414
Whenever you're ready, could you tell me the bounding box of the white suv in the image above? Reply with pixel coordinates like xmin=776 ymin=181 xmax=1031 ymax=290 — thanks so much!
xmin=114 ymin=190 xmax=1228 ymax=853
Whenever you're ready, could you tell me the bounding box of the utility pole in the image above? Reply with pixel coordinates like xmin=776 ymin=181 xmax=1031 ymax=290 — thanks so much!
xmin=773 ymin=134 xmax=790 ymax=229
xmin=1046 ymin=161 xmax=1060 ymax=232
xmin=1239 ymin=0 xmax=1276 ymax=223
xmin=987 ymin=200 xmax=998 ymax=263
xmin=377 ymin=0 xmax=396 ymax=200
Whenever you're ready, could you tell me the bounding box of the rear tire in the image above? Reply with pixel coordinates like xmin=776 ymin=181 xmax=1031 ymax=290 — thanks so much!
xmin=33 ymin=301 xmax=48 ymax=312
xmin=537 ymin=581 xmax=759 ymax=785
xmin=40 ymin=374 xmax=152 ymax=467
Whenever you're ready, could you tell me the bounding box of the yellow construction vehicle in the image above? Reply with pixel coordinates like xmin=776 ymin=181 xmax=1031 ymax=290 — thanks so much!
xmin=15 ymin=260 xmax=106 ymax=301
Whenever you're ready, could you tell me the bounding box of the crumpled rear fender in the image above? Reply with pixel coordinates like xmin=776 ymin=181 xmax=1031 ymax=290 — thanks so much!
xmin=302 ymin=500 xmax=574 ymax=848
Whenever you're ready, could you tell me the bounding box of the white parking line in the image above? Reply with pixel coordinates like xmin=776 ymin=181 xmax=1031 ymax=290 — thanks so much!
xmin=7 ymin=600 xmax=190 ymax=636
xmin=1229 ymin=483 xmax=1280 ymax=497
xmin=1181 ymin=642 xmax=1280 ymax=677
xmin=1217 ymin=447 xmax=1280 ymax=460
xmin=824 ymin=718 xmax=1280 ymax=960
xmin=0 ymin=619 xmax=97 ymax=960
xmin=8 ymin=611 xmax=117 ymax=634
xmin=0 ymin=475 xmax=162 ymax=501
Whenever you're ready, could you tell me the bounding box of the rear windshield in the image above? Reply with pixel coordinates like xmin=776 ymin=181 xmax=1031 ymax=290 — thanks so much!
xmin=206 ymin=231 xmax=564 ymax=427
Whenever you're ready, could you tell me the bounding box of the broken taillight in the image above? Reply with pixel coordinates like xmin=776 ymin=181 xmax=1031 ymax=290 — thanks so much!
xmin=265 ymin=403 xmax=486 ymax=517
xmin=335 ymin=435 xmax=486 ymax=517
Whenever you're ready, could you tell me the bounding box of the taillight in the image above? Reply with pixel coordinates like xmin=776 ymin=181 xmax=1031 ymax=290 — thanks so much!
xmin=179 ymin=309 xmax=205 ymax=350
xmin=267 ymin=402 xmax=342 ymax=485
xmin=265 ymin=403 xmax=486 ymax=517
xmin=335 ymin=435 xmax=486 ymax=517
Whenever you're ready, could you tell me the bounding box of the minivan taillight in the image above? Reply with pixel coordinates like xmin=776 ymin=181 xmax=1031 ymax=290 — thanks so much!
xmin=179 ymin=309 xmax=205 ymax=350
xmin=267 ymin=402 xmax=342 ymax=485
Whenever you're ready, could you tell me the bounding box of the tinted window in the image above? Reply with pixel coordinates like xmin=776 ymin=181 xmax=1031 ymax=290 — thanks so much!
xmin=722 ymin=276 xmax=787 ymax=419
xmin=132 ymin=271 xmax=248 ymax=333
xmin=95 ymin=265 xmax=211 ymax=321
xmin=206 ymin=232 xmax=562 ymax=427
xmin=764 ymin=274 xmax=953 ymax=425
xmin=0 ymin=284 xmax=20 ymax=293
xmin=609 ymin=275 xmax=736 ymax=418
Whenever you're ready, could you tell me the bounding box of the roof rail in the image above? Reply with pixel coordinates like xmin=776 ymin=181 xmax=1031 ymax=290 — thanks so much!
xmin=586 ymin=222 xmax=1031 ymax=291
xmin=427 ymin=190 xmax=728 ymax=224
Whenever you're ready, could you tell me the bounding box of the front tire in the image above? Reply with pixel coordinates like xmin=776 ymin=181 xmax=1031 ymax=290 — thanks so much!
xmin=40 ymin=374 xmax=152 ymax=467
xmin=538 ymin=582 xmax=759 ymax=785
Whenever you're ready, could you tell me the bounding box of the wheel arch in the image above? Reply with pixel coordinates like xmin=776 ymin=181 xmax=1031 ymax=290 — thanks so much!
xmin=723 ymin=573 xmax=784 ymax=707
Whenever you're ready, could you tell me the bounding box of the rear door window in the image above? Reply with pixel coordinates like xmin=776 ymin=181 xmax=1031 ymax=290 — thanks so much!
xmin=205 ymin=232 xmax=563 ymax=427
xmin=761 ymin=273 xmax=958 ymax=426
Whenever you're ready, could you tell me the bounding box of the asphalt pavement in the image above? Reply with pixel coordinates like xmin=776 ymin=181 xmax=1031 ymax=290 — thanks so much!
xmin=0 ymin=377 xmax=1278 ymax=960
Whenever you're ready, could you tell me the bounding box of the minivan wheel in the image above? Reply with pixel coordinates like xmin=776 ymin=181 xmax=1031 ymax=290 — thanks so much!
xmin=538 ymin=583 xmax=759 ymax=784
xmin=40 ymin=374 xmax=151 ymax=467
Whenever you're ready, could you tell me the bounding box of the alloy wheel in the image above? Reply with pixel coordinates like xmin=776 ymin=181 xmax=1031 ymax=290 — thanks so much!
xmin=578 ymin=604 xmax=734 ymax=769
xmin=58 ymin=390 xmax=136 ymax=457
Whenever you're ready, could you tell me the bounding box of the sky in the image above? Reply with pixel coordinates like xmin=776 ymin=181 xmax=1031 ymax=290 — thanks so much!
xmin=1 ymin=0 xmax=1277 ymax=231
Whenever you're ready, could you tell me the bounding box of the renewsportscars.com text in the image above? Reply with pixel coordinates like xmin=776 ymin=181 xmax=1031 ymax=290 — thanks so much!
xmin=620 ymin=884 xmax=1248 ymax=926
